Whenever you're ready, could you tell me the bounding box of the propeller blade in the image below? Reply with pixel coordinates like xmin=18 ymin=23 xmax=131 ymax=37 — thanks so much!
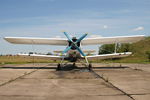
xmin=63 ymin=32 xmax=72 ymax=42
xmin=62 ymin=46 xmax=72 ymax=54
xmin=74 ymin=45 xmax=86 ymax=56
xmin=76 ymin=33 xmax=88 ymax=43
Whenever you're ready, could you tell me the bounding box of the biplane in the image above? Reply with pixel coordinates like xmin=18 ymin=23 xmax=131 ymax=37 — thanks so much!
xmin=4 ymin=32 xmax=145 ymax=70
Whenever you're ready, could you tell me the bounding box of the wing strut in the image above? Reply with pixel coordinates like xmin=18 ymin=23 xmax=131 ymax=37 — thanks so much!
xmin=115 ymin=42 xmax=118 ymax=53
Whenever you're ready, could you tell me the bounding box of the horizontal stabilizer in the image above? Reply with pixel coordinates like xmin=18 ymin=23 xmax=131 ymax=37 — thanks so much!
xmin=53 ymin=50 xmax=96 ymax=53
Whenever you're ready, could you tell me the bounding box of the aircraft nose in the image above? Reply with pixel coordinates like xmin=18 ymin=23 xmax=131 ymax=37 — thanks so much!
xmin=72 ymin=37 xmax=77 ymax=42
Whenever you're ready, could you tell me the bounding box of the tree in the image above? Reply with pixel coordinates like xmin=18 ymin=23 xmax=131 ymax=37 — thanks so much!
xmin=146 ymin=51 xmax=150 ymax=61
xmin=99 ymin=44 xmax=115 ymax=54
xmin=47 ymin=52 xmax=52 ymax=55
xmin=118 ymin=43 xmax=131 ymax=52
xmin=29 ymin=52 xmax=34 ymax=54
xmin=98 ymin=43 xmax=131 ymax=54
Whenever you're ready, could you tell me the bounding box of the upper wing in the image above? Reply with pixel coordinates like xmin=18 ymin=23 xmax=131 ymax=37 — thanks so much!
xmin=4 ymin=37 xmax=68 ymax=46
xmin=86 ymin=52 xmax=132 ymax=60
xmin=81 ymin=35 xmax=145 ymax=45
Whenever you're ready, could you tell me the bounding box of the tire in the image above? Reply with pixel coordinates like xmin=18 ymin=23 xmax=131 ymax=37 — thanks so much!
xmin=88 ymin=64 xmax=92 ymax=71
xmin=57 ymin=64 xmax=61 ymax=71
xmin=73 ymin=63 xmax=76 ymax=67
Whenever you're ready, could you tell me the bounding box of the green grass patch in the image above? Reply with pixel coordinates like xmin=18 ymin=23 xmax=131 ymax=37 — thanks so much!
xmin=0 ymin=55 xmax=61 ymax=64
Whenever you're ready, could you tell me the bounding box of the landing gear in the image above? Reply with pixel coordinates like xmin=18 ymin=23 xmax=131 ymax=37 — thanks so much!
xmin=73 ymin=63 xmax=76 ymax=67
xmin=56 ymin=57 xmax=65 ymax=71
xmin=57 ymin=63 xmax=62 ymax=71
xmin=84 ymin=56 xmax=92 ymax=71
xmin=88 ymin=63 xmax=92 ymax=71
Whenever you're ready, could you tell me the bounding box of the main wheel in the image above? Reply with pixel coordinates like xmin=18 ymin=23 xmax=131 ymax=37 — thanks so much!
xmin=88 ymin=64 xmax=92 ymax=71
xmin=73 ymin=63 xmax=76 ymax=67
xmin=57 ymin=63 xmax=61 ymax=71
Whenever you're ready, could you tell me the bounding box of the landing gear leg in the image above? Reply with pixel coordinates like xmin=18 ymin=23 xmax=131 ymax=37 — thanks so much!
xmin=57 ymin=57 xmax=65 ymax=71
xmin=84 ymin=56 xmax=92 ymax=71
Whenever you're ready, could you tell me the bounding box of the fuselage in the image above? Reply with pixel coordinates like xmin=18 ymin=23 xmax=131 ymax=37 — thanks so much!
xmin=64 ymin=50 xmax=81 ymax=62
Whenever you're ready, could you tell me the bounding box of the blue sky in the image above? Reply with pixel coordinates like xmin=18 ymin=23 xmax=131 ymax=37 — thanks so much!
xmin=0 ymin=0 xmax=150 ymax=54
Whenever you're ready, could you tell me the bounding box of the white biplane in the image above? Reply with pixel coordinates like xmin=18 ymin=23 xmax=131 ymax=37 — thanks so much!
xmin=4 ymin=32 xmax=145 ymax=70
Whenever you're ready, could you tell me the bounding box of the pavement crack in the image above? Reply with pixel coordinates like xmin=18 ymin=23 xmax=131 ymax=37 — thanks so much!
xmin=90 ymin=69 xmax=136 ymax=100
xmin=0 ymin=69 xmax=38 ymax=87
xmin=0 ymin=65 xmax=49 ymax=87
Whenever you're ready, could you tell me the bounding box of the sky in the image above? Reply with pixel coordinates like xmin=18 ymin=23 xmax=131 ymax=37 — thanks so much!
xmin=0 ymin=0 xmax=150 ymax=54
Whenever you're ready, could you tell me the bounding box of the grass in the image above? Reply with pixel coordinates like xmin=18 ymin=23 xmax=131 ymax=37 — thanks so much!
xmin=0 ymin=55 xmax=60 ymax=64
xmin=117 ymin=36 xmax=150 ymax=63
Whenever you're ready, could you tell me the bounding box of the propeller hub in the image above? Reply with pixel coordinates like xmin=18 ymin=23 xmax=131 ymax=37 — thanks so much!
xmin=68 ymin=37 xmax=80 ymax=50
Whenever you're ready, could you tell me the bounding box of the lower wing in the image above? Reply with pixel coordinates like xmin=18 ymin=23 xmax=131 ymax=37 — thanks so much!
xmin=18 ymin=53 xmax=62 ymax=60
xmin=86 ymin=52 xmax=132 ymax=60
xmin=19 ymin=52 xmax=132 ymax=61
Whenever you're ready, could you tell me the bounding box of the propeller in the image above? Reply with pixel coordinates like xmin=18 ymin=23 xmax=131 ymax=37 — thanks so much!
xmin=76 ymin=33 xmax=88 ymax=43
xmin=62 ymin=46 xmax=72 ymax=54
xmin=62 ymin=32 xmax=88 ymax=57
xmin=63 ymin=32 xmax=72 ymax=42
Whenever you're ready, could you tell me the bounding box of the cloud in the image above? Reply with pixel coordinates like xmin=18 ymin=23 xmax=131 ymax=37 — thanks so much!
xmin=132 ymin=26 xmax=144 ymax=31
xmin=54 ymin=35 xmax=62 ymax=38
xmin=103 ymin=25 xmax=108 ymax=29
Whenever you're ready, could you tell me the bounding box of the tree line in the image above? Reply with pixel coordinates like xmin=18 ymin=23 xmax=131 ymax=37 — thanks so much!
xmin=98 ymin=43 xmax=150 ymax=61
xmin=98 ymin=43 xmax=131 ymax=54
